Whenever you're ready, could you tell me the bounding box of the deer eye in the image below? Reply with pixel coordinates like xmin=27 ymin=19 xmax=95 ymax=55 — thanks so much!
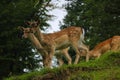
xmin=31 ymin=24 xmax=34 ymax=26
xmin=25 ymin=30 xmax=28 ymax=32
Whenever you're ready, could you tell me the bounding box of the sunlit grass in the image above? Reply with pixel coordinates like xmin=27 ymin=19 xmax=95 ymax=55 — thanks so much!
xmin=5 ymin=51 xmax=120 ymax=80
xmin=70 ymin=67 xmax=120 ymax=80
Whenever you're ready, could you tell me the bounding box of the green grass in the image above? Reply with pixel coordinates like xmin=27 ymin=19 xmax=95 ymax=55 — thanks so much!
xmin=5 ymin=51 xmax=120 ymax=80
xmin=4 ymin=68 xmax=58 ymax=80
xmin=70 ymin=67 xmax=120 ymax=80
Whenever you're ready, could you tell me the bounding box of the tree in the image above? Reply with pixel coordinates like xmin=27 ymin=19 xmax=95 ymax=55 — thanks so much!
xmin=0 ymin=0 xmax=53 ymax=79
xmin=61 ymin=0 xmax=120 ymax=49
xmin=60 ymin=0 xmax=120 ymax=63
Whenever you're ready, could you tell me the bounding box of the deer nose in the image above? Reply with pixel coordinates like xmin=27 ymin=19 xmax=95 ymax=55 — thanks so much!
xmin=22 ymin=34 xmax=27 ymax=38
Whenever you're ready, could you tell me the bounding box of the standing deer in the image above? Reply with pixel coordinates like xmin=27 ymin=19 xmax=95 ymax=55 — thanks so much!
xmin=26 ymin=20 xmax=88 ymax=64
xmin=19 ymin=27 xmax=54 ymax=67
xmin=19 ymin=26 xmax=73 ymax=67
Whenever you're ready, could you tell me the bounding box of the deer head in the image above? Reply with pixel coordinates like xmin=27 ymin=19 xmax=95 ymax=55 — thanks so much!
xmin=26 ymin=20 xmax=44 ymax=42
xmin=26 ymin=20 xmax=40 ymax=28
xmin=18 ymin=26 xmax=52 ymax=68
xmin=18 ymin=26 xmax=33 ymax=38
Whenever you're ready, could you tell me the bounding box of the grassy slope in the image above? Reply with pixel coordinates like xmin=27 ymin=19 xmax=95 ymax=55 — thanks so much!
xmin=5 ymin=51 xmax=120 ymax=80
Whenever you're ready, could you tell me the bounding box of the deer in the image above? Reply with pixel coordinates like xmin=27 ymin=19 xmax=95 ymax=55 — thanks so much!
xmin=87 ymin=35 xmax=120 ymax=61
xmin=19 ymin=27 xmax=73 ymax=67
xmin=19 ymin=27 xmax=54 ymax=67
xmin=87 ymin=38 xmax=112 ymax=60
xmin=26 ymin=20 xmax=88 ymax=65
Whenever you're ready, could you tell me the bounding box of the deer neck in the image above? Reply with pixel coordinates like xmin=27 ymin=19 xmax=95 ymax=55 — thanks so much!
xmin=28 ymin=33 xmax=43 ymax=49
xmin=35 ymin=26 xmax=44 ymax=42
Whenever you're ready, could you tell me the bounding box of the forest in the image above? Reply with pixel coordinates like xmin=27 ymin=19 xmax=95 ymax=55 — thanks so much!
xmin=0 ymin=0 xmax=120 ymax=80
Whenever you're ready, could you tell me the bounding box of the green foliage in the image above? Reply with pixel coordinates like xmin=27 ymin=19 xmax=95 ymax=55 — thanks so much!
xmin=61 ymin=0 xmax=120 ymax=49
xmin=0 ymin=0 xmax=53 ymax=79
xmin=70 ymin=67 xmax=120 ymax=80
xmin=5 ymin=51 xmax=120 ymax=80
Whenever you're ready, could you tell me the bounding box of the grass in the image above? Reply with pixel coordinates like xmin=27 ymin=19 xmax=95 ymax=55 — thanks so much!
xmin=69 ymin=66 xmax=120 ymax=80
xmin=5 ymin=51 xmax=120 ymax=80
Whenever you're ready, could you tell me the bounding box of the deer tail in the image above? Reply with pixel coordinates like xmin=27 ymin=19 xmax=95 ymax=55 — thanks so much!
xmin=81 ymin=28 xmax=85 ymax=43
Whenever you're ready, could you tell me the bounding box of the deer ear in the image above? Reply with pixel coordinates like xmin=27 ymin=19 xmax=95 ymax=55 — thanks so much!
xmin=36 ymin=20 xmax=40 ymax=25
xmin=18 ymin=26 xmax=24 ymax=31
xmin=26 ymin=21 xmax=31 ymax=25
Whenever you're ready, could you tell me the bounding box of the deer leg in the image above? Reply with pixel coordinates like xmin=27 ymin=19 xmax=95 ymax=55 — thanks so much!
xmin=42 ymin=55 xmax=50 ymax=68
xmin=96 ymin=53 xmax=101 ymax=59
xmin=79 ymin=45 xmax=89 ymax=62
xmin=44 ymin=54 xmax=53 ymax=68
xmin=86 ymin=52 xmax=89 ymax=62
xmin=72 ymin=46 xmax=80 ymax=64
xmin=62 ymin=49 xmax=72 ymax=64
xmin=55 ymin=52 xmax=64 ymax=66
xmin=85 ymin=50 xmax=90 ymax=62
xmin=57 ymin=57 xmax=64 ymax=66
xmin=47 ymin=46 xmax=55 ymax=67
xmin=74 ymin=51 xmax=80 ymax=64
xmin=42 ymin=49 xmax=53 ymax=68
xmin=71 ymin=41 xmax=81 ymax=64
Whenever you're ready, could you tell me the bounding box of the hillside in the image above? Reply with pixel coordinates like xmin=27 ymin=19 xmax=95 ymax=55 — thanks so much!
xmin=5 ymin=51 xmax=120 ymax=80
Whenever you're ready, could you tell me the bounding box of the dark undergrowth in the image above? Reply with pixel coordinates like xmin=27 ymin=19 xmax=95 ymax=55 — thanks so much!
xmin=4 ymin=51 xmax=120 ymax=80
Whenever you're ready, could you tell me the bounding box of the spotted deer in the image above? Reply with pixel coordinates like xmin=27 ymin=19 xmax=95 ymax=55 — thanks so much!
xmin=87 ymin=36 xmax=120 ymax=61
xmin=26 ymin=20 xmax=87 ymax=64
xmin=87 ymin=38 xmax=112 ymax=60
xmin=19 ymin=27 xmax=54 ymax=67
xmin=19 ymin=26 xmax=73 ymax=67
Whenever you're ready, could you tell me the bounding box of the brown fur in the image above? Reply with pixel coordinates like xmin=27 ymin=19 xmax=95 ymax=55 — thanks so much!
xmin=28 ymin=21 xmax=86 ymax=66
xmin=55 ymin=47 xmax=71 ymax=66
xmin=20 ymin=27 xmax=52 ymax=67
xmin=111 ymin=36 xmax=120 ymax=51
xmin=20 ymin=26 xmax=72 ymax=67
xmin=88 ymin=36 xmax=120 ymax=60
xmin=88 ymin=38 xmax=112 ymax=60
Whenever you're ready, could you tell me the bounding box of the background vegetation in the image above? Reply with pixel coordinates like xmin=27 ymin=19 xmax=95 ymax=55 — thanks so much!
xmin=0 ymin=0 xmax=53 ymax=79
xmin=0 ymin=0 xmax=119 ymax=79
xmin=61 ymin=0 xmax=120 ymax=49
